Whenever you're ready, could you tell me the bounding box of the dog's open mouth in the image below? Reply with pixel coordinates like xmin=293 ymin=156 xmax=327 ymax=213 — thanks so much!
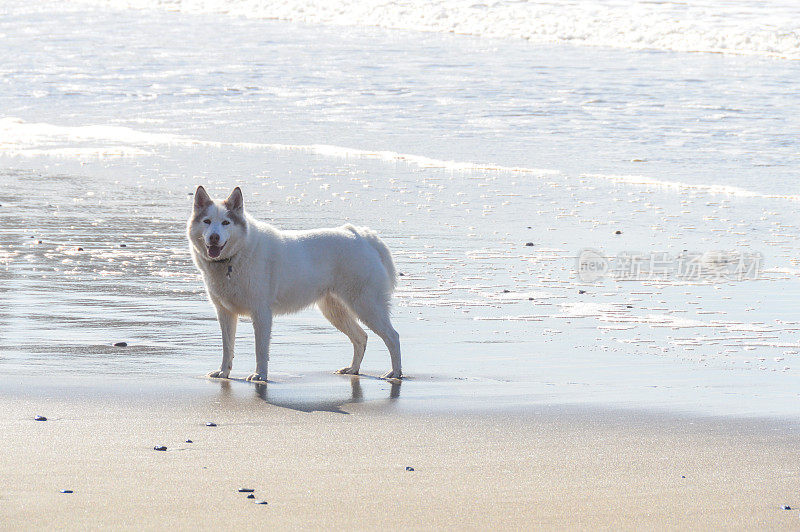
xmin=207 ymin=243 xmax=225 ymax=259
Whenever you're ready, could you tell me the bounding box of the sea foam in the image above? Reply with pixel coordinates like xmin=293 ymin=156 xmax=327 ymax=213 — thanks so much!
xmin=2 ymin=117 xmax=797 ymax=202
xmin=72 ymin=0 xmax=800 ymax=59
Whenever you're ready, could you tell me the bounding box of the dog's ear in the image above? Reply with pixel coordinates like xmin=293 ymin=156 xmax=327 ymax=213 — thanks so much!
xmin=224 ymin=186 xmax=244 ymax=212
xmin=194 ymin=186 xmax=212 ymax=210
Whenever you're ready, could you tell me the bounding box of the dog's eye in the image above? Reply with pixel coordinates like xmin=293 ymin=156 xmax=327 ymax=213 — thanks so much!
xmin=221 ymin=220 xmax=230 ymax=226
xmin=203 ymin=219 xmax=211 ymax=225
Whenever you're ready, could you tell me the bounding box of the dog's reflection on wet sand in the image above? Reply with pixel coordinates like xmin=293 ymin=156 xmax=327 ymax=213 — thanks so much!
xmin=213 ymin=375 xmax=401 ymax=414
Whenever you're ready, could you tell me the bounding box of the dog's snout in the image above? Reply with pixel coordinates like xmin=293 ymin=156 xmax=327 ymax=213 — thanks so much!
xmin=209 ymin=233 xmax=220 ymax=244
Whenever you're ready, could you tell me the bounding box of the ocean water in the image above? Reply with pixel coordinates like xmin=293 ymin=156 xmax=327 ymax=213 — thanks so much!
xmin=1 ymin=0 xmax=800 ymax=415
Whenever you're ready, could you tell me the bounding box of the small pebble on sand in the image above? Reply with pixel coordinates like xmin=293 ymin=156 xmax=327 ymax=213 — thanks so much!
xmin=113 ymin=342 xmax=128 ymax=347
xmin=253 ymin=500 xmax=268 ymax=505
xmin=783 ymin=505 xmax=792 ymax=510
xmin=35 ymin=415 xmax=47 ymax=421
xmin=76 ymin=247 xmax=84 ymax=251
xmin=120 ymin=244 xmax=127 ymax=247
xmin=247 ymin=494 xmax=255 ymax=499
xmin=525 ymin=242 xmax=534 ymax=246
xmin=406 ymin=467 xmax=415 ymax=471
xmin=60 ymin=490 xmax=73 ymax=494
xmin=154 ymin=446 xmax=167 ymax=451
xmin=185 ymin=439 xmax=193 ymax=443
xmin=238 ymin=488 xmax=255 ymax=493
xmin=205 ymin=422 xmax=217 ymax=427
xmin=615 ymin=230 xmax=622 ymax=235
xmin=578 ymin=290 xmax=586 ymax=294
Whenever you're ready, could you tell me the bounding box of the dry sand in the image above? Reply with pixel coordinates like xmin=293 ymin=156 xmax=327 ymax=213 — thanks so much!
xmin=2 ymin=377 xmax=800 ymax=530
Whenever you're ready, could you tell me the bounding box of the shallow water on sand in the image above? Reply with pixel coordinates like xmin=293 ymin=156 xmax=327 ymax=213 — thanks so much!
xmin=2 ymin=1 xmax=800 ymax=417
xmin=3 ymin=149 xmax=800 ymax=416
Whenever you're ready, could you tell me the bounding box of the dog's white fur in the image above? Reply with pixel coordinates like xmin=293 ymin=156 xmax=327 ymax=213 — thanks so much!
xmin=187 ymin=186 xmax=401 ymax=382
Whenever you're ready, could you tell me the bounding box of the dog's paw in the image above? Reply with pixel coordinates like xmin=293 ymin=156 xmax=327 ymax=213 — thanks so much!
xmin=335 ymin=367 xmax=360 ymax=375
xmin=245 ymin=373 xmax=268 ymax=383
xmin=207 ymin=370 xmax=230 ymax=379
xmin=381 ymin=370 xmax=402 ymax=380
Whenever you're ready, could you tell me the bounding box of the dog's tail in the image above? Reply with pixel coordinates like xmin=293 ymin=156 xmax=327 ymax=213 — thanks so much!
xmin=345 ymin=224 xmax=397 ymax=291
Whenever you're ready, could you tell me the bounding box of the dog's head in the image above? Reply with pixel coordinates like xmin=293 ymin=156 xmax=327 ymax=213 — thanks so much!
xmin=187 ymin=186 xmax=248 ymax=262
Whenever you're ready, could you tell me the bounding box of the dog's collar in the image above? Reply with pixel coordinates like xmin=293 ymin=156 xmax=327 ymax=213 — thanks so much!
xmin=208 ymin=254 xmax=235 ymax=279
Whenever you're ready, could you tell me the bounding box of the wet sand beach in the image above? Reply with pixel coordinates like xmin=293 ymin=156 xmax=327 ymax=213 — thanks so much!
xmin=2 ymin=377 xmax=800 ymax=530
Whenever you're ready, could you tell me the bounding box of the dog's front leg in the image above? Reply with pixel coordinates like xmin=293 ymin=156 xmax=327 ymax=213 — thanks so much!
xmin=207 ymin=305 xmax=237 ymax=378
xmin=246 ymin=306 xmax=272 ymax=383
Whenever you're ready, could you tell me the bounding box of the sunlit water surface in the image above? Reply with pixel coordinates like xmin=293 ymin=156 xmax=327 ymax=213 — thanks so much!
xmin=1 ymin=1 xmax=800 ymax=416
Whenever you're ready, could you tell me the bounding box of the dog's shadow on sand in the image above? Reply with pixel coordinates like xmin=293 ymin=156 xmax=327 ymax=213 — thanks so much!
xmin=214 ymin=375 xmax=401 ymax=414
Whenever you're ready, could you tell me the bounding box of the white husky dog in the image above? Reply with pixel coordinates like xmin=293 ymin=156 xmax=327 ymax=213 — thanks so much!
xmin=187 ymin=186 xmax=401 ymax=382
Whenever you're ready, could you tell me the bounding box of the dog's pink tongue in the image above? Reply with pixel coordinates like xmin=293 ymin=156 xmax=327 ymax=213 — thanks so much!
xmin=208 ymin=245 xmax=221 ymax=258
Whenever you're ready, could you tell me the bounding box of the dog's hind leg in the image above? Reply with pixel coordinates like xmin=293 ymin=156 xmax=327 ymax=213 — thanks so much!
xmin=319 ymin=293 xmax=368 ymax=375
xmin=208 ymin=304 xmax=237 ymax=378
xmin=349 ymin=295 xmax=401 ymax=379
